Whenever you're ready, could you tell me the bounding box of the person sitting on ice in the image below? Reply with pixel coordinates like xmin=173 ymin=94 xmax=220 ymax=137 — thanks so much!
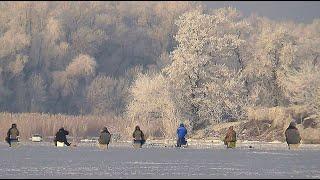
xmin=132 ymin=125 xmax=145 ymax=148
xmin=224 ymin=126 xmax=236 ymax=148
xmin=54 ymin=127 xmax=71 ymax=147
xmin=5 ymin=123 xmax=20 ymax=147
xmin=285 ymin=121 xmax=301 ymax=150
xmin=176 ymin=123 xmax=187 ymax=147
xmin=98 ymin=126 xmax=111 ymax=149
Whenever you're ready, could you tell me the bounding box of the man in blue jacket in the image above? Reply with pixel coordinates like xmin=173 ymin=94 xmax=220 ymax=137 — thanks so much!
xmin=177 ymin=123 xmax=187 ymax=147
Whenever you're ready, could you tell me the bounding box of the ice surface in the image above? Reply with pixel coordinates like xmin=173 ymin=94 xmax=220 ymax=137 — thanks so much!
xmin=0 ymin=142 xmax=319 ymax=179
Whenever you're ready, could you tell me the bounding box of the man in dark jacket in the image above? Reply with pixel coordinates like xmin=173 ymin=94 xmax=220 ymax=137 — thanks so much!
xmin=224 ymin=126 xmax=236 ymax=148
xmin=98 ymin=127 xmax=111 ymax=149
xmin=176 ymin=123 xmax=187 ymax=147
xmin=54 ymin=127 xmax=71 ymax=146
xmin=285 ymin=121 xmax=301 ymax=149
xmin=133 ymin=126 xmax=145 ymax=148
xmin=5 ymin=123 xmax=20 ymax=147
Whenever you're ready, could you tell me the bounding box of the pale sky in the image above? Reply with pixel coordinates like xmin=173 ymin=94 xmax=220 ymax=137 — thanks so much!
xmin=203 ymin=1 xmax=320 ymax=23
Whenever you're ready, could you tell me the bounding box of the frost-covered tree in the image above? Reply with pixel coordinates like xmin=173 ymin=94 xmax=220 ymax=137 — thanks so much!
xmin=282 ymin=62 xmax=320 ymax=106
xmin=164 ymin=8 xmax=249 ymax=130
xmin=203 ymin=65 xmax=247 ymax=123
xmin=65 ymin=54 xmax=97 ymax=78
xmin=126 ymin=72 xmax=179 ymax=138
xmin=87 ymin=75 xmax=128 ymax=114
xmin=245 ymin=22 xmax=297 ymax=107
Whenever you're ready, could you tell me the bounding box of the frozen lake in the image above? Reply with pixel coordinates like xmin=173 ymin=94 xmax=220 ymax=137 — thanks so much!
xmin=0 ymin=142 xmax=320 ymax=179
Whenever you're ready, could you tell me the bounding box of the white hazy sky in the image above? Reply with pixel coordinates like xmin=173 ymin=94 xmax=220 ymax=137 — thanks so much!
xmin=203 ymin=1 xmax=320 ymax=23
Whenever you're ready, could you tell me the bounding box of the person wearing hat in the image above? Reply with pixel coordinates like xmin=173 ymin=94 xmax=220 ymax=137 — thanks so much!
xmin=224 ymin=126 xmax=237 ymax=148
xmin=176 ymin=123 xmax=187 ymax=147
xmin=285 ymin=121 xmax=301 ymax=150
xmin=132 ymin=125 xmax=146 ymax=148
xmin=54 ymin=127 xmax=71 ymax=147
xmin=98 ymin=127 xmax=111 ymax=149
xmin=5 ymin=123 xmax=20 ymax=147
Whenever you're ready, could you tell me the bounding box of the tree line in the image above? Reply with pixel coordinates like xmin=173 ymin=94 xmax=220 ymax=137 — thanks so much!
xmin=0 ymin=2 xmax=319 ymax=138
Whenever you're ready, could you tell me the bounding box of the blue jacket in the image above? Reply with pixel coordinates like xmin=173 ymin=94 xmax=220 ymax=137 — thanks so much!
xmin=177 ymin=125 xmax=187 ymax=139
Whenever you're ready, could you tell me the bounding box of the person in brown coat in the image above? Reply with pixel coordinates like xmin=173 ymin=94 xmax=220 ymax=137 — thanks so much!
xmin=132 ymin=126 xmax=145 ymax=148
xmin=224 ymin=126 xmax=236 ymax=148
xmin=98 ymin=127 xmax=111 ymax=149
xmin=5 ymin=123 xmax=20 ymax=147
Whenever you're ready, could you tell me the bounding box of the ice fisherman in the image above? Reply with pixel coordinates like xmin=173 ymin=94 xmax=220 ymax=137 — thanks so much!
xmin=5 ymin=123 xmax=20 ymax=147
xmin=285 ymin=121 xmax=301 ymax=150
xmin=224 ymin=126 xmax=236 ymax=148
xmin=54 ymin=127 xmax=71 ymax=146
xmin=176 ymin=123 xmax=187 ymax=147
xmin=98 ymin=126 xmax=111 ymax=149
xmin=132 ymin=125 xmax=145 ymax=148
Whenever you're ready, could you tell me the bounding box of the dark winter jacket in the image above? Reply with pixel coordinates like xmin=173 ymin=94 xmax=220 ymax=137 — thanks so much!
xmin=55 ymin=128 xmax=70 ymax=144
xmin=7 ymin=124 xmax=19 ymax=139
xmin=225 ymin=126 xmax=236 ymax=142
xmin=177 ymin=124 xmax=187 ymax=139
xmin=133 ymin=126 xmax=145 ymax=141
xmin=98 ymin=127 xmax=111 ymax=145
xmin=285 ymin=123 xmax=301 ymax=144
